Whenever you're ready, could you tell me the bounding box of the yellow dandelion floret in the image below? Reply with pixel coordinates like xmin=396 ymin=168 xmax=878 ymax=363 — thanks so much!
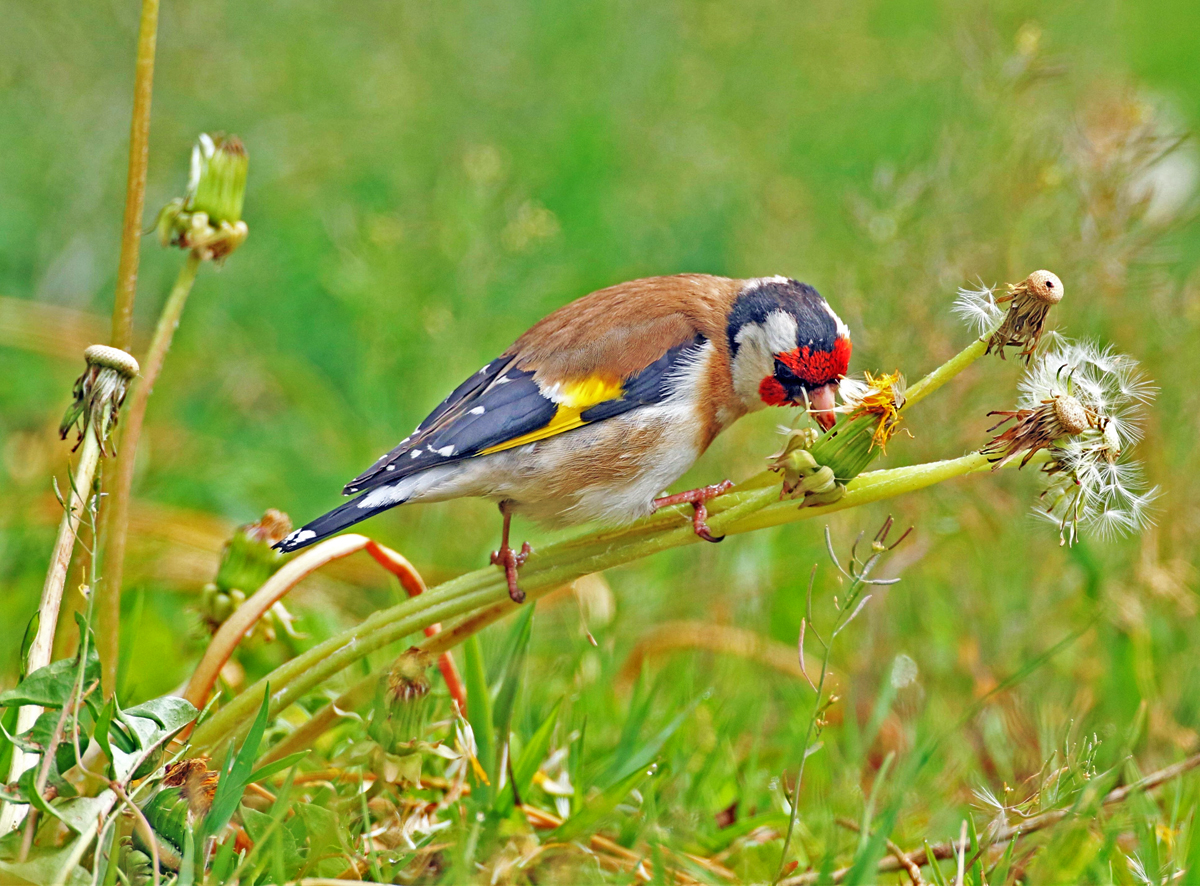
xmin=848 ymin=370 xmax=908 ymax=452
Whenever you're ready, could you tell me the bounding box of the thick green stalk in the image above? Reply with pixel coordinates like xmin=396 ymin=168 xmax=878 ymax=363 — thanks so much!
xmin=190 ymin=452 xmax=1046 ymax=753
xmin=810 ymin=336 xmax=992 ymax=484
xmin=101 ymin=254 xmax=202 ymax=691
xmin=902 ymin=337 xmax=988 ymax=412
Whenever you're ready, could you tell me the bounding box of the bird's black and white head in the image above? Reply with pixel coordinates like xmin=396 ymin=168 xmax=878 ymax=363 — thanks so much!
xmin=726 ymin=277 xmax=851 ymax=430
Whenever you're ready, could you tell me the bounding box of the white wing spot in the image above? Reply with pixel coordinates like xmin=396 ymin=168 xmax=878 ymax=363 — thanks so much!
xmin=386 ymin=465 xmax=395 ymax=471
xmin=410 ymin=449 xmax=423 ymax=458
xmin=434 ymin=445 xmax=456 ymax=457
xmin=288 ymin=529 xmax=316 ymax=544
xmin=496 ymin=375 xmax=512 ymax=384
xmin=469 ymin=406 xmax=486 ymax=415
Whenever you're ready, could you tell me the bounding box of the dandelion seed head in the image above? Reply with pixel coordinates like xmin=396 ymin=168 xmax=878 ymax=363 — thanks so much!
xmin=1018 ymin=338 xmax=1157 ymax=545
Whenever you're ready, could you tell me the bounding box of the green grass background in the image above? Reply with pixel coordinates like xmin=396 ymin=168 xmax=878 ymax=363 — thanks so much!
xmin=2 ymin=0 xmax=1199 ymax=880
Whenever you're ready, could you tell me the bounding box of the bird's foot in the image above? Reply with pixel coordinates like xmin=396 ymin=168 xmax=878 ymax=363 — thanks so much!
xmin=490 ymin=541 xmax=532 ymax=603
xmin=652 ymin=480 xmax=735 ymax=543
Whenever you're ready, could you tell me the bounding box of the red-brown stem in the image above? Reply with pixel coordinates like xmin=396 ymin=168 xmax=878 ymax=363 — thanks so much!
xmin=181 ymin=535 xmax=464 ymax=718
xmin=110 ymin=0 xmax=160 ymax=352
xmin=364 ymin=540 xmax=466 ymax=713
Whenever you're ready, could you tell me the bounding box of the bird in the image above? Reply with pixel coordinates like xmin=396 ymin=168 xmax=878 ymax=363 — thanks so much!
xmin=276 ymin=273 xmax=852 ymax=601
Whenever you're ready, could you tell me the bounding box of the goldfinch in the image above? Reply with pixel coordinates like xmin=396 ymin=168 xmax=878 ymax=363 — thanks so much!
xmin=277 ymin=274 xmax=852 ymax=600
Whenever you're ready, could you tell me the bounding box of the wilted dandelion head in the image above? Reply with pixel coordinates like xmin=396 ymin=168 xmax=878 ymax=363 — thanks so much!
xmin=1017 ymin=338 xmax=1158 ymax=545
xmin=984 ymin=269 xmax=1064 ymax=362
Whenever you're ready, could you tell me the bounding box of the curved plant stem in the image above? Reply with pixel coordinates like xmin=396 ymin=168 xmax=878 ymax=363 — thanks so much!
xmin=183 ymin=534 xmax=464 ymax=726
xmin=902 ymin=338 xmax=988 ymax=412
xmin=0 ymin=433 xmax=102 ymax=831
xmin=190 ymin=451 xmax=1048 ymax=754
xmin=101 ymin=253 xmax=201 ymax=692
xmin=110 ymin=0 xmax=161 ymax=352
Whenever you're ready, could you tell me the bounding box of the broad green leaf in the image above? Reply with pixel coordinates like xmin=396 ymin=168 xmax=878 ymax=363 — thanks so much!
xmin=16 ymin=767 xmax=60 ymax=826
xmin=0 ymin=648 xmax=99 ymax=710
xmin=297 ymin=802 xmax=344 ymax=877
xmin=123 ymin=696 xmax=197 ymax=735
xmin=0 ymin=839 xmax=90 ymax=886
xmin=552 ymin=762 xmax=656 ymax=843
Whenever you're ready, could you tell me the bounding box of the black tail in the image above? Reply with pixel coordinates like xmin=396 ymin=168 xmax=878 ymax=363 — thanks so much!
xmin=274 ymin=494 xmax=393 ymax=553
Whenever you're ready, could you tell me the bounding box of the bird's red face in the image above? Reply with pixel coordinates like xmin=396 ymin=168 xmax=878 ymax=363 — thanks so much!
xmin=757 ymin=337 xmax=852 ymax=430
xmin=726 ymin=278 xmax=852 ymax=431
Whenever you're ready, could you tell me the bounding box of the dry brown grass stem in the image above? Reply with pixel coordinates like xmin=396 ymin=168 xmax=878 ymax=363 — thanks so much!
xmin=782 ymin=749 xmax=1200 ymax=884
xmin=182 ymin=534 xmax=464 ymax=717
xmin=523 ymin=804 xmax=736 ymax=883
xmin=834 ymin=817 xmax=925 ymax=885
xmin=0 ymin=297 xmax=134 ymax=359
xmin=618 ymin=620 xmax=835 ymax=690
xmin=110 ymin=0 xmax=160 ymax=352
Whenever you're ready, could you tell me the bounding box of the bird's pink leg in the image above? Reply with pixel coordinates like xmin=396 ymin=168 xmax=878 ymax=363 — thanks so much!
xmin=652 ymin=480 xmax=735 ymax=543
xmin=490 ymin=502 xmax=531 ymax=603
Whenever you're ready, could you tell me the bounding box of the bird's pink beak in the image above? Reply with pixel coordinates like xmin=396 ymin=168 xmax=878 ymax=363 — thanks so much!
xmin=807 ymin=382 xmax=839 ymax=431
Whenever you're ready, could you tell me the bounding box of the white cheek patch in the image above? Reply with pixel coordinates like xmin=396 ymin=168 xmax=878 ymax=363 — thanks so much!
xmin=732 ymin=316 xmax=796 ymax=410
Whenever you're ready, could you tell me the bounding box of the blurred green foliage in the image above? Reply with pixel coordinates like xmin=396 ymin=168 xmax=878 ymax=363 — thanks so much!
xmin=1 ymin=0 xmax=1199 ymax=881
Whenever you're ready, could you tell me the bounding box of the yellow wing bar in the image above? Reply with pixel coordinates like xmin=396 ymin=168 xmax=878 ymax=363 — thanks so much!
xmin=479 ymin=374 xmax=623 ymax=455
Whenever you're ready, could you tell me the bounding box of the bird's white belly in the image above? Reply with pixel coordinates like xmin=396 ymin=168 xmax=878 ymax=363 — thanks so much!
xmin=397 ymin=402 xmax=705 ymax=527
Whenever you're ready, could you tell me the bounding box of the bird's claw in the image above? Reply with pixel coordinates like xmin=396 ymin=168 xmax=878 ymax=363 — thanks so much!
xmin=653 ymin=480 xmax=735 ymax=544
xmin=491 ymin=541 xmax=532 ymax=602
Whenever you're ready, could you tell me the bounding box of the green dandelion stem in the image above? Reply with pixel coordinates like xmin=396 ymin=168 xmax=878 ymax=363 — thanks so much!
xmin=902 ymin=337 xmax=989 ymax=412
xmin=190 ymin=449 xmax=1050 ymax=754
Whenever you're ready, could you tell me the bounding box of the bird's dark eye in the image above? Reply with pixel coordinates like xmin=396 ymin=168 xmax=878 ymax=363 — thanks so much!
xmin=774 ymin=358 xmax=799 ymax=382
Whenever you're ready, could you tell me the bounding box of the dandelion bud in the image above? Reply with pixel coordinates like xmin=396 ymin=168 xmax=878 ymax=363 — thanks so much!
xmin=189 ymin=134 xmax=248 ymax=225
xmin=59 ymin=345 xmax=140 ymax=454
xmin=986 ymin=269 xmax=1063 ymax=362
xmin=769 ymin=429 xmax=843 ymax=505
xmin=135 ymin=759 xmax=218 ymax=870
xmin=155 ymin=133 xmax=249 ymax=261
xmin=201 ymin=510 xmax=299 ymax=641
xmin=369 ymin=647 xmax=435 ymax=755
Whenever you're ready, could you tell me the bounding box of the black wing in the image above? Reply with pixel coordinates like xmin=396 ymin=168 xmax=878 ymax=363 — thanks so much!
xmin=343 ymin=335 xmax=708 ymax=495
